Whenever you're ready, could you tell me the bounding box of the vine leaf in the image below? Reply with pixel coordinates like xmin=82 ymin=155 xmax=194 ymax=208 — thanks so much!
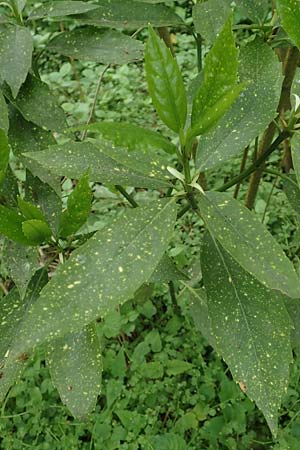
xmin=0 ymin=24 xmax=33 ymax=98
xmin=7 ymin=199 xmax=177 ymax=357
xmin=198 ymin=191 xmax=300 ymax=298
xmin=46 ymin=324 xmax=102 ymax=419
xmin=201 ymin=233 xmax=292 ymax=436
xmin=145 ymin=26 xmax=187 ymax=133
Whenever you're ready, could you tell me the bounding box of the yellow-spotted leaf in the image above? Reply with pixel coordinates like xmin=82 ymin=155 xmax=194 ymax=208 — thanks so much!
xmin=46 ymin=324 xmax=102 ymax=419
xmin=8 ymin=199 xmax=177 ymax=357
xmin=201 ymin=233 xmax=292 ymax=436
xmin=198 ymin=191 xmax=300 ymax=298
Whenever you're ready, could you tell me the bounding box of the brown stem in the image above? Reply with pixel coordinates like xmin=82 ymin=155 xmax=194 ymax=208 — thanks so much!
xmin=233 ymin=146 xmax=249 ymax=199
xmin=245 ymin=47 xmax=300 ymax=209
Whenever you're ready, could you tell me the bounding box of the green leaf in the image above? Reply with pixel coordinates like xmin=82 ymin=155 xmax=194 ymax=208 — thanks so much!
xmin=239 ymin=0 xmax=270 ymax=21
xmin=198 ymin=191 xmax=300 ymax=298
xmin=0 ymin=270 xmax=48 ymax=402
xmin=0 ymin=24 xmax=33 ymax=98
xmin=150 ymin=433 xmax=187 ymax=450
xmin=291 ymin=132 xmax=300 ymax=188
xmin=22 ymin=220 xmax=52 ymax=245
xmin=0 ymin=205 xmax=30 ymax=245
xmin=201 ymin=233 xmax=292 ymax=436
xmin=75 ymin=0 xmax=183 ymax=29
xmin=0 ymin=289 xmax=28 ymax=403
xmin=22 ymin=141 xmax=173 ymax=189
xmin=193 ymin=0 xmax=232 ymax=45
xmin=8 ymin=107 xmax=60 ymax=195
xmin=0 ymin=166 xmax=19 ymax=207
xmin=48 ymin=28 xmax=144 ymax=65
xmin=283 ymin=175 xmax=300 ymax=222
xmin=0 ymin=91 xmax=9 ymax=134
xmin=276 ymin=0 xmax=300 ymax=48
xmin=5 ymin=74 xmax=67 ymax=132
xmin=24 ymin=172 xmax=61 ymax=235
xmin=189 ymin=85 xmax=244 ymax=139
xmin=149 ymin=254 xmax=188 ymax=283
xmin=166 ymin=360 xmax=193 ymax=376
xmin=145 ymin=26 xmax=187 ymax=133
xmin=2 ymin=240 xmax=38 ymax=298
xmin=140 ymin=361 xmax=164 ymax=379
xmin=197 ymin=39 xmax=283 ymax=170
xmin=17 ymin=196 xmax=47 ymax=222
xmin=0 ymin=129 xmax=9 ymax=185
xmin=29 ymin=1 xmax=100 ymax=19
xmin=190 ymin=17 xmax=242 ymax=138
xmin=81 ymin=121 xmax=177 ymax=154
xmin=8 ymin=199 xmax=177 ymax=355
xmin=46 ymin=324 xmax=102 ymax=419
xmin=59 ymin=173 xmax=92 ymax=238
xmin=285 ymin=298 xmax=300 ymax=355
xmin=181 ymin=282 xmax=215 ymax=347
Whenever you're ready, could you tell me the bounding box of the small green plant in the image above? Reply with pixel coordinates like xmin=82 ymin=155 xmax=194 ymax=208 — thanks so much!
xmin=1 ymin=0 xmax=300 ymax=439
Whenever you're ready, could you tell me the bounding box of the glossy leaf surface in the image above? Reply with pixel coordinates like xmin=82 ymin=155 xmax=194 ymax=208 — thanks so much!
xmin=8 ymin=199 xmax=177 ymax=355
xmin=83 ymin=122 xmax=177 ymax=154
xmin=48 ymin=28 xmax=144 ymax=65
xmin=46 ymin=324 xmax=102 ymax=419
xmin=22 ymin=141 xmax=173 ymax=189
xmin=198 ymin=191 xmax=300 ymax=298
xmin=0 ymin=24 xmax=33 ymax=98
xmin=201 ymin=233 xmax=292 ymax=436
xmin=145 ymin=27 xmax=187 ymax=133
xmin=276 ymin=0 xmax=300 ymax=48
xmin=197 ymin=39 xmax=282 ymax=170
xmin=191 ymin=18 xmax=238 ymax=126
xmin=59 ymin=173 xmax=92 ymax=238
xmin=22 ymin=219 xmax=52 ymax=245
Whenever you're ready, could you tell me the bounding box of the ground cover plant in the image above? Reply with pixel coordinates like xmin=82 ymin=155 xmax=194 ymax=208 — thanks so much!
xmin=1 ymin=0 xmax=300 ymax=448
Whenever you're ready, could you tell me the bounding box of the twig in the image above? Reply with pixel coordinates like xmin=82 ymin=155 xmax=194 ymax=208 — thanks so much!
xmin=115 ymin=185 xmax=138 ymax=208
xmin=233 ymin=146 xmax=249 ymax=199
xmin=217 ymin=131 xmax=290 ymax=192
xmin=80 ymin=64 xmax=110 ymax=141
xmin=262 ymin=175 xmax=278 ymax=223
